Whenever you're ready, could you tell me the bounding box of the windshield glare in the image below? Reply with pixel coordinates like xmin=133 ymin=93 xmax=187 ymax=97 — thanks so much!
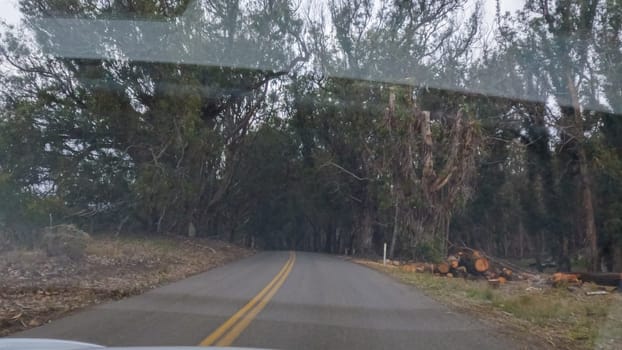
xmin=0 ymin=1 xmax=621 ymax=350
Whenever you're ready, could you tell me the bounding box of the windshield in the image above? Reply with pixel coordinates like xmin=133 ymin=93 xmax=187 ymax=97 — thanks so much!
xmin=0 ymin=1 xmax=620 ymax=350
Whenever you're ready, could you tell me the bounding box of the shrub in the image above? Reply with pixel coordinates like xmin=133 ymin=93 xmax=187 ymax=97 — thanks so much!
xmin=41 ymin=224 xmax=91 ymax=260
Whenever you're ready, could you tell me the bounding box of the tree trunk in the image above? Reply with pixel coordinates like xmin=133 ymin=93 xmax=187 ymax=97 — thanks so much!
xmin=567 ymin=74 xmax=599 ymax=272
xmin=578 ymin=272 xmax=622 ymax=287
xmin=610 ymin=245 xmax=622 ymax=272
xmin=389 ymin=195 xmax=399 ymax=258
xmin=356 ymin=204 xmax=374 ymax=255
xmin=420 ymin=109 xmax=435 ymax=193
xmin=388 ymin=89 xmax=399 ymax=259
xmin=335 ymin=227 xmax=342 ymax=256
xmin=577 ymin=147 xmax=598 ymax=271
xmin=519 ymin=220 xmax=524 ymax=258
xmin=325 ymin=227 xmax=334 ymax=254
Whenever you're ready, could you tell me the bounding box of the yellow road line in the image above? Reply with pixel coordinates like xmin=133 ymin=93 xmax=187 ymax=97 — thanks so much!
xmin=215 ymin=252 xmax=295 ymax=346
xmin=199 ymin=251 xmax=295 ymax=346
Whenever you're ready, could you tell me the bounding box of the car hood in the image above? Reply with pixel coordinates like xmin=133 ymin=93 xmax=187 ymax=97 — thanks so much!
xmin=0 ymin=339 xmax=267 ymax=350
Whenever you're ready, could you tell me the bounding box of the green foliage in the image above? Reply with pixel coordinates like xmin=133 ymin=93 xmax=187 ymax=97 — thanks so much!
xmin=466 ymin=288 xmax=494 ymax=302
xmin=0 ymin=0 xmax=620 ymax=267
xmin=413 ymin=241 xmax=443 ymax=263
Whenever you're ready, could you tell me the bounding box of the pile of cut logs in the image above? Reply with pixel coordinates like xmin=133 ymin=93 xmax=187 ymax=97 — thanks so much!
xmin=394 ymin=247 xmax=622 ymax=289
xmin=398 ymin=249 xmax=516 ymax=286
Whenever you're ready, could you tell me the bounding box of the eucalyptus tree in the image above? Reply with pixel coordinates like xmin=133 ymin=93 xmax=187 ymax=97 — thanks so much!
xmin=0 ymin=0 xmax=307 ymax=235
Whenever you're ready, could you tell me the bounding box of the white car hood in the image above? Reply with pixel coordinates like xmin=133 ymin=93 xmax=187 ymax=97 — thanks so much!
xmin=0 ymin=339 xmax=265 ymax=350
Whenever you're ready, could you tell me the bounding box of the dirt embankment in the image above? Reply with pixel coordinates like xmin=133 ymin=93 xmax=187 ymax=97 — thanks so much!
xmin=0 ymin=235 xmax=253 ymax=336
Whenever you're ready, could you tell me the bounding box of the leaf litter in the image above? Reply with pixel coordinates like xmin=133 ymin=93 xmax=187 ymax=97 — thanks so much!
xmin=0 ymin=236 xmax=253 ymax=336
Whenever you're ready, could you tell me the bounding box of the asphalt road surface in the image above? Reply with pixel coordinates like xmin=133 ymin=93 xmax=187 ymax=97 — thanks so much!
xmin=13 ymin=251 xmax=520 ymax=349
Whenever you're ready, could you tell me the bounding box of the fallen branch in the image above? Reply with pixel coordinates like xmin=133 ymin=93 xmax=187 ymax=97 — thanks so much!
xmin=578 ymin=272 xmax=622 ymax=287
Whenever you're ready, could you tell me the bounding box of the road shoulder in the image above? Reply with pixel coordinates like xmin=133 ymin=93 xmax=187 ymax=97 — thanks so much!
xmin=351 ymin=258 xmax=621 ymax=350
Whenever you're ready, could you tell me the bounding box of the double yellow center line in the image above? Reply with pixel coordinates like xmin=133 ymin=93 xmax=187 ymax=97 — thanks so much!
xmin=199 ymin=251 xmax=296 ymax=347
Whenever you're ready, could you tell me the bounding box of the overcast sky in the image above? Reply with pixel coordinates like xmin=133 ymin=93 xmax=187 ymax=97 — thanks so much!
xmin=0 ymin=0 xmax=20 ymax=26
xmin=1 ymin=0 xmax=547 ymax=110
xmin=1 ymin=0 xmax=524 ymax=27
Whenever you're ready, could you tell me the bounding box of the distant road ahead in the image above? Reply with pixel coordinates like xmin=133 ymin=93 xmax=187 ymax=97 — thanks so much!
xmin=14 ymin=251 xmax=519 ymax=349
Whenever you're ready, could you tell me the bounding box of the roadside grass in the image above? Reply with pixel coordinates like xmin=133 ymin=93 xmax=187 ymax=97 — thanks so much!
xmin=365 ymin=263 xmax=622 ymax=350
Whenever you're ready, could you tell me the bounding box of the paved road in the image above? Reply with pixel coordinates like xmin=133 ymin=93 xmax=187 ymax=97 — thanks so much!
xmin=13 ymin=252 xmax=520 ymax=349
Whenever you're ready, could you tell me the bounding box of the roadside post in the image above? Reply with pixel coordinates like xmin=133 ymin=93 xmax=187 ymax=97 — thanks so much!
xmin=383 ymin=242 xmax=387 ymax=266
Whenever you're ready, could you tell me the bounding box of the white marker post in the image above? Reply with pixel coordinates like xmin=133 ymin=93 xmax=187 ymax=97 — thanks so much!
xmin=383 ymin=242 xmax=387 ymax=266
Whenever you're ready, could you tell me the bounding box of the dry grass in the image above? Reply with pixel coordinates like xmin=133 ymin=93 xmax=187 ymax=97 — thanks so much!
xmin=357 ymin=260 xmax=622 ymax=350
xmin=0 ymin=235 xmax=253 ymax=336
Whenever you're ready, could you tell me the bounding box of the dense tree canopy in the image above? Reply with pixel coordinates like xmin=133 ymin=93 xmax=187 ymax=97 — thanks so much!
xmin=1 ymin=0 xmax=621 ymax=271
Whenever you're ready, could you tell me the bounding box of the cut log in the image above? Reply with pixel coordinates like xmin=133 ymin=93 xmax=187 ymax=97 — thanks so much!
xmin=488 ymin=279 xmax=501 ymax=288
xmin=500 ymin=268 xmax=513 ymax=280
xmin=415 ymin=263 xmax=426 ymax=273
xmin=459 ymin=256 xmax=489 ymax=275
xmin=448 ymin=256 xmax=459 ymax=269
xmin=437 ymin=262 xmax=450 ymax=274
xmin=400 ymin=264 xmax=415 ymax=272
xmin=424 ymin=263 xmax=436 ymax=273
xmin=474 ymin=257 xmax=489 ymax=273
xmin=552 ymin=272 xmax=581 ymax=286
xmin=401 ymin=262 xmax=428 ymax=273
xmin=400 ymin=264 xmax=419 ymax=273
xmin=498 ymin=276 xmax=507 ymax=284
xmin=578 ymin=272 xmax=622 ymax=287
xmin=446 ymin=273 xmax=454 ymax=278
xmin=455 ymin=248 xmax=490 ymax=275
